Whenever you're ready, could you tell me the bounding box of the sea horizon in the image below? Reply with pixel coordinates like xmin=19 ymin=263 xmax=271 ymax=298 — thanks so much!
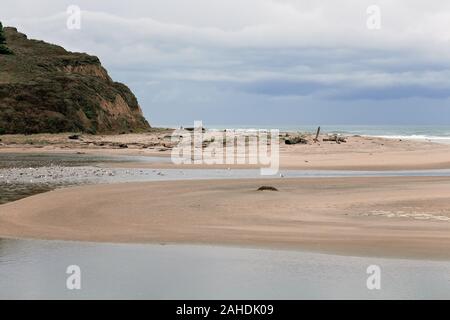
xmin=155 ymin=124 xmax=450 ymax=141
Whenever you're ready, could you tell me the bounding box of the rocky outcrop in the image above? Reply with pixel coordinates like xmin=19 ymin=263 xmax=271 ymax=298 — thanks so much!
xmin=0 ymin=27 xmax=151 ymax=134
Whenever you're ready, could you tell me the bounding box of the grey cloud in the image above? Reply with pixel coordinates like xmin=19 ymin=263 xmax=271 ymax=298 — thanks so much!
xmin=2 ymin=0 xmax=450 ymax=124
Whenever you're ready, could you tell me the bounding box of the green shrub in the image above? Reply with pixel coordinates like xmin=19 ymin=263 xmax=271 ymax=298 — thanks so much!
xmin=0 ymin=22 xmax=13 ymax=55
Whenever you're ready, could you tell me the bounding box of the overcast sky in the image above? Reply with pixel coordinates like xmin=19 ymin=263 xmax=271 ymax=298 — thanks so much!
xmin=3 ymin=0 xmax=450 ymax=126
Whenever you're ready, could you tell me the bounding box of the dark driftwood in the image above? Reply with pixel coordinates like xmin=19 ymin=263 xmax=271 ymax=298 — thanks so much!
xmin=314 ymin=126 xmax=321 ymax=142
xmin=285 ymin=136 xmax=308 ymax=145
xmin=185 ymin=127 xmax=206 ymax=132
xmin=257 ymin=186 xmax=279 ymax=191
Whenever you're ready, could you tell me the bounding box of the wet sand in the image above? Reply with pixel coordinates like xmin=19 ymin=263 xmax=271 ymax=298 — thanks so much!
xmin=1 ymin=133 xmax=450 ymax=260
xmin=0 ymin=176 xmax=449 ymax=260
xmin=2 ymin=133 xmax=450 ymax=171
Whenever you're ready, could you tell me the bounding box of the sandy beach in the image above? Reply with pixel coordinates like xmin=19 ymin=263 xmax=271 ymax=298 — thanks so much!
xmin=0 ymin=176 xmax=449 ymax=260
xmin=1 ymin=132 xmax=450 ymax=260
xmin=2 ymin=132 xmax=450 ymax=171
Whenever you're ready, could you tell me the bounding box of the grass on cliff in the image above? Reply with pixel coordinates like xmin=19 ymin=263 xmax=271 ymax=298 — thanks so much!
xmin=0 ymin=26 xmax=151 ymax=134
xmin=0 ymin=22 xmax=13 ymax=55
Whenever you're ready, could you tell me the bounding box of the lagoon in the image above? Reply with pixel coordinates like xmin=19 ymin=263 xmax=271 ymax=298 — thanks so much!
xmin=0 ymin=239 xmax=449 ymax=299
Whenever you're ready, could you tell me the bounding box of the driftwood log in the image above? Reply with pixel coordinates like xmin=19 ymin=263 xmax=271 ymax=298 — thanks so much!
xmin=323 ymin=135 xmax=347 ymax=144
xmin=285 ymin=136 xmax=308 ymax=145
xmin=313 ymin=126 xmax=321 ymax=143
xmin=185 ymin=127 xmax=206 ymax=132
xmin=257 ymin=186 xmax=279 ymax=191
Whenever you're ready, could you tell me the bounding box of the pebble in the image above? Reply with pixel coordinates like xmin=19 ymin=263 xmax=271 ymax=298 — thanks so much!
xmin=0 ymin=166 xmax=154 ymax=185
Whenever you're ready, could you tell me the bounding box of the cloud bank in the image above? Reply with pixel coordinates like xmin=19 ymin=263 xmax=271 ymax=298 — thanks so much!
xmin=3 ymin=0 xmax=450 ymax=124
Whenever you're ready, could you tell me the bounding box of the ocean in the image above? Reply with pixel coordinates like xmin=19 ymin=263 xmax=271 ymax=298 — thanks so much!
xmin=159 ymin=124 xmax=450 ymax=143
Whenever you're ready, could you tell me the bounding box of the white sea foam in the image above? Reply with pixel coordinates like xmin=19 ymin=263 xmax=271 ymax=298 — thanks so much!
xmin=370 ymin=134 xmax=450 ymax=143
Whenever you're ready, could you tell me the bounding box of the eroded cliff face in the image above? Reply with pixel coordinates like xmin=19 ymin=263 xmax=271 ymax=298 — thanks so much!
xmin=0 ymin=27 xmax=151 ymax=134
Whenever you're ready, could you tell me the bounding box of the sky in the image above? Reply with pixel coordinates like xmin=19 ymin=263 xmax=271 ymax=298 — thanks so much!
xmin=2 ymin=0 xmax=450 ymax=126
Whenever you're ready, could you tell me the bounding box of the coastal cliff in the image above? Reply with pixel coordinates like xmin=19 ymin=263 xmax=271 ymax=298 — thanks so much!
xmin=0 ymin=27 xmax=151 ymax=134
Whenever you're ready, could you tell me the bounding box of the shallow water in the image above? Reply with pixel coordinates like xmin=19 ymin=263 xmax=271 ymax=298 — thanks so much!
xmin=0 ymin=183 xmax=55 ymax=205
xmin=3 ymin=167 xmax=450 ymax=205
xmin=0 ymin=153 xmax=168 ymax=204
xmin=0 ymin=152 xmax=171 ymax=168
xmin=2 ymin=152 xmax=450 ymax=205
xmin=0 ymin=239 xmax=449 ymax=299
xmin=1 ymin=153 xmax=450 ymax=299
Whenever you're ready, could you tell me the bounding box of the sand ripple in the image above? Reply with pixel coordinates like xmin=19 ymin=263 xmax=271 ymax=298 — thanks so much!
xmin=361 ymin=209 xmax=450 ymax=221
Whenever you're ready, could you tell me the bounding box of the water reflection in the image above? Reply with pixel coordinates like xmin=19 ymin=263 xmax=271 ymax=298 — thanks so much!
xmin=0 ymin=183 xmax=55 ymax=205
xmin=0 ymin=239 xmax=449 ymax=299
